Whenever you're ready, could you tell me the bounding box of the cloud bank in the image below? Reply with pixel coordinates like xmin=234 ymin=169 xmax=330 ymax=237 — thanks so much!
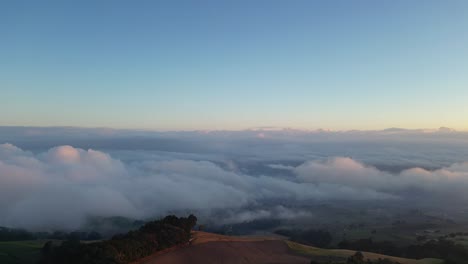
xmin=2 ymin=142 xmax=468 ymax=230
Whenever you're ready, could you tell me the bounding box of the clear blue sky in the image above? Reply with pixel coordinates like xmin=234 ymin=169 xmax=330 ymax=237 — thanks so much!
xmin=1 ymin=0 xmax=468 ymax=130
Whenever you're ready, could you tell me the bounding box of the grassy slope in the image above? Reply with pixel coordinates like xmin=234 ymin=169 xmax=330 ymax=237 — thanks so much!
xmin=0 ymin=240 xmax=44 ymax=264
xmin=192 ymin=232 xmax=443 ymax=264
xmin=285 ymin=241 xmax=443 ymax=264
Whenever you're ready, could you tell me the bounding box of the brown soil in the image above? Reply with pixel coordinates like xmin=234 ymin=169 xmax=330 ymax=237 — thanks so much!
xmin=137 ymin=232 xmax=310 ymax=264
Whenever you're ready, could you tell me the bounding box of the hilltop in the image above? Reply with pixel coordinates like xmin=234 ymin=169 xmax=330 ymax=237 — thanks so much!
xmin=135 ymin=231 xmax=443 ymax=264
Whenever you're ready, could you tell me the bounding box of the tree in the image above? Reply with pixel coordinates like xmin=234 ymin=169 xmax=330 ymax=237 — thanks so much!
xmin=347 ymin=251 xmax=365 ymax=264
xmin=40 ymin=215 xmax=198 ymax=264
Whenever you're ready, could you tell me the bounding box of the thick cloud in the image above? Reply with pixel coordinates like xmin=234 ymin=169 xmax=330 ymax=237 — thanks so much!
xmin=1 ymin=142 xmax=468 ymax=230
xmin=295 ymin=157 xmax=468 ymax=199
xmin=0 ymin=144 xmax=135 ymax=230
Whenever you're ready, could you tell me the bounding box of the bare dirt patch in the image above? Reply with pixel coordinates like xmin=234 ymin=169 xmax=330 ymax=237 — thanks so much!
xmin=138 ymin=233 xmax=310 ymax=264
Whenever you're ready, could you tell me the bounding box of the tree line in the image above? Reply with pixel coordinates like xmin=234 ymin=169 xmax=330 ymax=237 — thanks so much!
xmin=338 ymin=237 xmax=468 ymax=264
xmin=0 ymin=227 xmax=103 ymax=241
xmin=39 ymin=214 xmax=197 ymax=264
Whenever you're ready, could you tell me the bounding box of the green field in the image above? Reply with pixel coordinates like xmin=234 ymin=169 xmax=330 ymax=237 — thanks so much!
xmin=0 ymin=241 xmax=44 ymax=264
xmin=285 ymin=240 xmax=443 ymax=264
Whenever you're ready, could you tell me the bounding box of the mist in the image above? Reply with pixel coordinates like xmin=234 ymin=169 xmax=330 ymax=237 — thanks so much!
xmin=1 ymin=126 xmax=468 ymax=231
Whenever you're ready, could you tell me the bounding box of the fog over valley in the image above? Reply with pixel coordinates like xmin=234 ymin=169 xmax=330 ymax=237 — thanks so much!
xmin=2 ymin=126 xmax=468 ymax=232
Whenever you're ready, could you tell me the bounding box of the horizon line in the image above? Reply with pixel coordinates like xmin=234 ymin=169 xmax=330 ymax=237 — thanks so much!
xmin=0 ymin=125 xmax=464 ymax=133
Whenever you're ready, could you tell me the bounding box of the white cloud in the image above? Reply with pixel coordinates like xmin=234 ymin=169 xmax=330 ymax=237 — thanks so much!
xmin=1 ymin=143 xmax=468 ymax=230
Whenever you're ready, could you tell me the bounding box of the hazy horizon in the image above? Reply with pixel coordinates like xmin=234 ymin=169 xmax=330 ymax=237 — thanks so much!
xmin=0 ymin=124 xmax=465 ymax=133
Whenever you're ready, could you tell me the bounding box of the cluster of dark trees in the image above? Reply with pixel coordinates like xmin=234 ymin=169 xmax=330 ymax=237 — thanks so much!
xmin=39 ymin=214 xmax=197 ymax=264
xmin=0 ymin=227 xmax=102 ymax=241
xmin=46 ymin=231 xmax=103 ymax=241
xmin=338 ymin=238 xmax=468 ymax=264
xmin=346 ymin=252 xmax=400 ymax=264
xmin=311 ymin=251 xmax=401 ymax=264
xmin=275 ymin=228 xmax=333 ymax=248
xmin=85 ymin=216 xmax=146 ymax=236
xmin=417 ymin=232 xmax=468 ymax=243
xmin=0 ymin=226 xmax=35 ymax=241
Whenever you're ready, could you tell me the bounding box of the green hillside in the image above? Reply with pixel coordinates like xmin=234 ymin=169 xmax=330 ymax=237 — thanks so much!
xmin=0 ymin=240 xmax=44 ymax=264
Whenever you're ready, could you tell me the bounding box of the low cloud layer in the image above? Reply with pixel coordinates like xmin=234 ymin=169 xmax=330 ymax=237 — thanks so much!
xmin=2 ymin=142 xmax=468 ymax=230
xmin=295 ymin=157 xmax=468 ymax=200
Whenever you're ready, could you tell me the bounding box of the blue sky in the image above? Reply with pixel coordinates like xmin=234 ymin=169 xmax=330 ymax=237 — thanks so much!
xmin=1 ymin=0 xmax=468 ymax=130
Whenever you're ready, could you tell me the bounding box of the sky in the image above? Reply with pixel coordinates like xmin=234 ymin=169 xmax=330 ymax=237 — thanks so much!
xmin=1 ymin=0 xmax=468 ymax=130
